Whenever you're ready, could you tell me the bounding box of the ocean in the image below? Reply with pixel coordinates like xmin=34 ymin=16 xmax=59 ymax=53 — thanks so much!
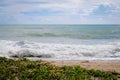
xmin=0 ymin=24 xmax=120 ymax=60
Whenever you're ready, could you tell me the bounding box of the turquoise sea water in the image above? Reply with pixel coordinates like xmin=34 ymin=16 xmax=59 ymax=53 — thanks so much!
xmin=0 ymin=25 xmax=120 ymax=41
xmin=0 ymin=25 xmax=120 ymax=60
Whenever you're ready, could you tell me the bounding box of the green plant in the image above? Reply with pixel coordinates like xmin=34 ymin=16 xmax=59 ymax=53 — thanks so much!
xmin=0 ymin=57 xmax=119 ymax=80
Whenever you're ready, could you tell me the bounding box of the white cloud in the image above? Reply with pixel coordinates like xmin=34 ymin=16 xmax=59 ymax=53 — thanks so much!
xmin=2 ymin=0 xmax=119 ymax=15
xmin=0 ymin=0 xmax=120 ymax=24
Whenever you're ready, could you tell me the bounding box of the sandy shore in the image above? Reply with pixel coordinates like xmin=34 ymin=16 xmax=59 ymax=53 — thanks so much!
xmin=50 ymin=60 xmax=120 ymax=73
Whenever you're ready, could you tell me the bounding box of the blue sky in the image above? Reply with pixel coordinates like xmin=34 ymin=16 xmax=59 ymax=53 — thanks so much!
xmin=0 ymin=0 xmax=120 ymax=24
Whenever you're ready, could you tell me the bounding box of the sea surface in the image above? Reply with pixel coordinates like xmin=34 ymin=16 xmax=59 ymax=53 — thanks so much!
xmin=0 ymin=24 xmax=120 ymax=60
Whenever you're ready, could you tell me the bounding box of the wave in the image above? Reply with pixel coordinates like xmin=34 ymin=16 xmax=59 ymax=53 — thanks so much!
xmin=0 ymin=40 xmax=120 ymax=60
xmin=15 ymin=32 xmax=120 ymax=40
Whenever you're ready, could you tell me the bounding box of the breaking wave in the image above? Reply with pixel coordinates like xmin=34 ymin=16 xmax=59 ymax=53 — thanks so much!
xmin=0 ymin=40 xmax=120 ymax=60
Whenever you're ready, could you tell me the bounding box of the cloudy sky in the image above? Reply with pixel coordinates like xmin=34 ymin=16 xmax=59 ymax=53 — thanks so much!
xmin=0 ymin=0 xmax=120 ymax=24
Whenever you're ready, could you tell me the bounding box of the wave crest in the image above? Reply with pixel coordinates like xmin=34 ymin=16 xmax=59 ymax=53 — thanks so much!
xmin=0 ymin=40 xmax=120 ymax=60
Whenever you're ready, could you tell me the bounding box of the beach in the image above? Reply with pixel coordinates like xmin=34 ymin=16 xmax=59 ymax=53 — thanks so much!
xmin=0 ymin=25 xmax=120 ymax=74
xmin=51 ymin=61 xmax=120 ymax=74
xmin=0 ymin=0 xmax=120 ymax=79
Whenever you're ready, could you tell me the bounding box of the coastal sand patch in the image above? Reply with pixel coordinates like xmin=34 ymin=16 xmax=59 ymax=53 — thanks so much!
xmin=51 ymin=61 xmax=120 ymax=73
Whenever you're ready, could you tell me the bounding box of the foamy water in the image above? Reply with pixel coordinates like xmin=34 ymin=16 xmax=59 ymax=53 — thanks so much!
xmin=0 ymin=40 xmax=120 ymax=60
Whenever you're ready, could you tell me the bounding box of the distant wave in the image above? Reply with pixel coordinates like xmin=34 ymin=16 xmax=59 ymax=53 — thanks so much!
xmin=14 ymin=32 xmax=120 ymax=40
xmin=0 ymin=40 xmax=120 ymax=60
xmin=26 ymin=33 xmax=58 ymax=37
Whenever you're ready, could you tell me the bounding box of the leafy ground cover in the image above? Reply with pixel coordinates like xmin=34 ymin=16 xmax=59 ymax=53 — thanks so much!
xmin=0 ymin=57 xmax=119 ymax=80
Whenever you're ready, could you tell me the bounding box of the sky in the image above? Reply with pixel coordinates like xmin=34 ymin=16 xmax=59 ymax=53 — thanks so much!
xmin=0 ymin=0 xmax=120 ymax=24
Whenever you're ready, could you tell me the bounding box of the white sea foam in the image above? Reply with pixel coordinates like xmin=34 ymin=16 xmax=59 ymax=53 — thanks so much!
xmin=0 ymin=40 xmax=120 ymax=60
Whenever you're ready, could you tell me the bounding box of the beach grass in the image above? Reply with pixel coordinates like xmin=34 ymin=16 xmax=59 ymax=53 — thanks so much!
xmin=0 ymin=57 xmax=119 ymax=80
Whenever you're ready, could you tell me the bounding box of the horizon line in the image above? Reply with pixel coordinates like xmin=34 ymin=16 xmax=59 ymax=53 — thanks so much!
xmin=0 ymin=24 xmax=120 ymax=25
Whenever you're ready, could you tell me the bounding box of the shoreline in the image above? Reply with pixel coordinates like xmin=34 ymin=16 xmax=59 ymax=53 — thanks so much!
xmin=50 ymin=60 xmax=120 ymax=73
xmin=26 ymin=57 xmax=120 ymax=61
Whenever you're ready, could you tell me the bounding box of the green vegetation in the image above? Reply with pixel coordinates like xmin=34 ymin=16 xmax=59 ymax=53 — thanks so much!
xmin=0 ymin=57 xmax=119 ymax=80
